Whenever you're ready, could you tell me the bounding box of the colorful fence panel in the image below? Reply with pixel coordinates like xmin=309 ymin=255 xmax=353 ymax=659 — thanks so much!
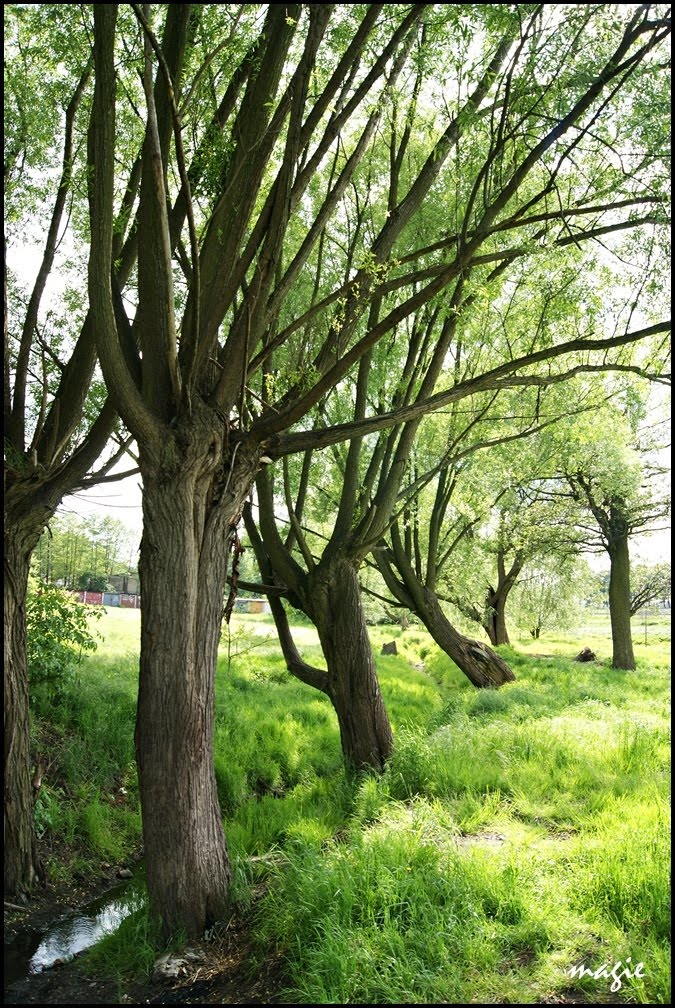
xmin=79 ymin=591 xmax=103 ymax=605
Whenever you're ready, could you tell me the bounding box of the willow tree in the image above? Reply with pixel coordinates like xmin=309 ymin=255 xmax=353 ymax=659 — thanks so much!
xmin=565 ymin=449 xmax=669 ymax=670
xmin=4 ymin=4 xmax=138 ymax=898
xmin=499 ymin=387 xmax=671 ymax=670
xmin=71 ymin=2 xmax=667 ymax=938
xmin=374 ymin=404 xmax=591 ymax=664
xmin=365 ymin=260 xmax=611 ymax=671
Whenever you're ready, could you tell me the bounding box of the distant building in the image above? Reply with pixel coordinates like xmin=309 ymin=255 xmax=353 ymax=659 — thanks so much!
xmin=233 ymin=597 xmax=270 ymax=615
xmin=75 ymin=589 xmax=140 ymax=608
xmin=109 ymin=574 xmax=139 ymax=595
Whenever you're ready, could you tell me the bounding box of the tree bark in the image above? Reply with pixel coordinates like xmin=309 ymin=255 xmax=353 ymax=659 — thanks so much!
xmin=4 ymin=489 xmax=52 ymax=896
xmin=246 ymin=477 xmax=394 ymax=771
xmin=608 ymin=532 xmax=636 ymax=671
xmin=305 ymin=557 xmax=393 ymax=770
xmin=482 ymin=546 xmax=524 ymax=646
xmin=4 ymin=540 xmax=42 ymax=896
xmin=569 ymin=478 xmax=638 ymax=672
xmin=483 ymin=588 xmax=511 ymax=646
xmin=135 ymin=421 xmax=261 ymax=939
xmin=414 ymin=586 xmax=515 ymax=688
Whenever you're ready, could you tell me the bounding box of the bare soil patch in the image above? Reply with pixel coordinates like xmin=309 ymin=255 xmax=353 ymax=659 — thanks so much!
xmin=4 ymin=877 xmax=289 ymax=1005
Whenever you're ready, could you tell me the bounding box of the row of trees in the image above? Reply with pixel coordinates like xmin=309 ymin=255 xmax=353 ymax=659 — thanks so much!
xmin=5 ymin=3 xmax=670 ymax=943
xmin=33 ymin=513 xmax=139 ymax=591
xmin=243 ymin=383 xmax=668 ymax=677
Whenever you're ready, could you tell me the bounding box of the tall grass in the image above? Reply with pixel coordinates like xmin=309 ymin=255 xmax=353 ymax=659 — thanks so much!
xmin=32 ymin=606 xmax=670 ymax=1003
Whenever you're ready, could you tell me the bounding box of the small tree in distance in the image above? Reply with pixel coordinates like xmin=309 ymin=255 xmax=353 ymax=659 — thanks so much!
xmin=513 ymin=557 xmax=596 ymax=641
xmin=630 ymin=562 xmax=671 ymax=615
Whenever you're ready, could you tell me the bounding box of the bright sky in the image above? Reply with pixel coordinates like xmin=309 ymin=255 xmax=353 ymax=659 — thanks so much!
xmin=59 ymin=469 xmax=670 ymax=575
xmin=60 ymin=472 xmax=144 ymax=545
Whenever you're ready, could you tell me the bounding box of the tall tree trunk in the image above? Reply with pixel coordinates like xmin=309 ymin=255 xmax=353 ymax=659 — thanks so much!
xmin=305 ymin=557 xmax=393 ymax=770
xmin=608 ymin=534 xmax=636 ymax=671
xmin=136 ymin=429 xmax=260 ymax=939
xmin=5 ymin=400 xmax=119 ymax=898
xmin=4 ymin=494 xmax=51 ymax=896
xmin=483 ymin=588 xmax=511 ymax=646
xmin=244 ymin=493 xmax=394 ymax=771
xmin=416 ymin=587 xmax=515 ymax=687
xmin=482 ymin=547 xmax=524 ymax=646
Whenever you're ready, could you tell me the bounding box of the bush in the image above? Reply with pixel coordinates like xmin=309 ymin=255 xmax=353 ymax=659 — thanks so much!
xmin=26 ymin=581 xmax=102 ymax=704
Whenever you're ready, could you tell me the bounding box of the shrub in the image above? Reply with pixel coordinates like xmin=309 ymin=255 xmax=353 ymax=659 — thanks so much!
xmin=26 ymin=580 xmax=102 ymax=704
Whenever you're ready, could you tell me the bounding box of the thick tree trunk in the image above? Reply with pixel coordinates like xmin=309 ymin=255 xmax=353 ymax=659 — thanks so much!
xmin=483 ymin=589 xmax=511 ymax=647
xmin=306 ymin=557 xmax=393 ymax=771
xmin=4 ymin=500 xmax=49 ymax=896
xmin=245 ymin=498 xmax=394 ymax=771
xmin=136 ymin=429 xmax=260 ymax=939
xmin=608 ymin=534 xmax=636 ymax=671
xmin=417 ymin=587 xmax=515 ymax=687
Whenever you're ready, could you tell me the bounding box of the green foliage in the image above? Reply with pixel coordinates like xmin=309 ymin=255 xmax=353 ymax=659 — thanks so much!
xmin=77 ymin=571 xmax=112 ymax=592
xmin=33 ymin=513 xmax=139 ymax=591
xmin=33 ymin=782 xmax=67 ymax=839
xmin=26 ymin=580 xmax=101 ymax=702
xmin=513 ymin=557 xmax=595 ymax=639
xmin=4 ymin=4 xmax=93 ymax=230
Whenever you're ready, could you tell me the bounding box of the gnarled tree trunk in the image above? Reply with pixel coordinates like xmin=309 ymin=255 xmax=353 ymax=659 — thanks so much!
xmin=374 ymin=538 xmax=516 ymax=688
xmin=306 ymin=557 xmax=393 ymax=770
xmin=136 ymin=427 xmax=261 ymax=938
xmin=415 ymin=586 xmax=515 ymax=687
xmin=4 ymin=511 xmax=45 ymax=896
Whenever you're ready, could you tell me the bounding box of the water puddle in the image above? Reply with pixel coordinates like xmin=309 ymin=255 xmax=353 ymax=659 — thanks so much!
xmin=4 ymin=870 xmax=146 ymax=987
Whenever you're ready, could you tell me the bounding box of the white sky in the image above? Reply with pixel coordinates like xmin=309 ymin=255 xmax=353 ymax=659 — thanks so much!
xmin=59 ymin=469 xmax=670 ymax=575
xmin=60 ymin=473 xmax=144 ymax=544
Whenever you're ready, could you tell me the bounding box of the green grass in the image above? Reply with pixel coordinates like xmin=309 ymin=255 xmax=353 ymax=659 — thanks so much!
xmin=30 ymin=605 xmax=670 ymax=1003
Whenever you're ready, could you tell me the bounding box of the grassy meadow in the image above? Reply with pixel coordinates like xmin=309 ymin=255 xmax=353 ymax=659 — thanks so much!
xmin=31 ymin=604 xmax=671 ymax=1003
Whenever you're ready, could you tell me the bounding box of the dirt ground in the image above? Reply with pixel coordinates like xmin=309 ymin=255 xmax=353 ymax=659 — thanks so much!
xmin=3 ymin=876 xmax=290 ymax=1005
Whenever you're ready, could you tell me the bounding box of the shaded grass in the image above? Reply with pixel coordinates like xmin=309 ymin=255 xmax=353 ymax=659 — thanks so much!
xmin=30 ymin=611 xmax=141 ymax=876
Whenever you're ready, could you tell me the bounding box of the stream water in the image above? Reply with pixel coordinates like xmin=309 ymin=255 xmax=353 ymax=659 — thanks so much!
xmin=4 ymin=871 xmax=146 ymax=988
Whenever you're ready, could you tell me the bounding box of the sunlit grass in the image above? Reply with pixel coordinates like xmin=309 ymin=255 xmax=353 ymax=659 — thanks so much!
xmin=32 ymin=604 xmax=670 ymax=1003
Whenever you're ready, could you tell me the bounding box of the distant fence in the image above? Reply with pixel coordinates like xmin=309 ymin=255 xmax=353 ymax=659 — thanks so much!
xmin=73 ymin=592 xmax=270 ymax=614
xmin=74 ymin=591 xmax=141 ymax=609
